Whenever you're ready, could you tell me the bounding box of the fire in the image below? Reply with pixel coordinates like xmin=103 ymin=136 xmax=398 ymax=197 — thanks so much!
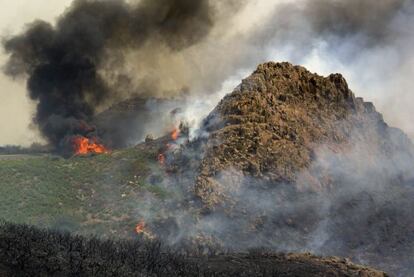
xmin=158 ymin=153 xmax=166 ymax=165
xmin=155 ymin=127 xmax=181 ymax=165
xmin=171 ymin=127 xmax=180 ymax=140
xmin=135 ymin=220 xmax=146 ymax=234
xmin=72 ymin=136 xmax=108 ymax=155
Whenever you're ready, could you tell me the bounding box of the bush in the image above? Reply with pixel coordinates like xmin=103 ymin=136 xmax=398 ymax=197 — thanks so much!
xmin=0 ymin=221 xmax=196 ymax=276
xmin=0 ymin=221 xmax=385 ymax=276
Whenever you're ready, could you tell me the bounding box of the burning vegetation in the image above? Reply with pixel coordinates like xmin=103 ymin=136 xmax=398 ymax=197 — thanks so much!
xmin=171 ymin=128 xmax=180 ymax=141
xmin=135 ymin=220 xmax=146 ymax=234
xmin=72 ymin=136 xmax=109 ymax=156
xmin=155 ymin=125 xmax=187 ymax=166
xmin=1 ymin=62 xmax=413 ymax=276
xmin=1 ymin=0 xmax=414 ymax=275
xmin=2 ymin=0 xmax=214 ymax=154
xmin=157 ymin=153 xmax=166 ymax=166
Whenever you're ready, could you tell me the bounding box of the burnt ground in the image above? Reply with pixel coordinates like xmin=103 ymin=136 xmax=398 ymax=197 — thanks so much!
xmin=0 ymin=222 xmax=386 ymax=277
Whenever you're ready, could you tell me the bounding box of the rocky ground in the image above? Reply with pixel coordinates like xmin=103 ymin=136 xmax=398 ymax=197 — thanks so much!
xmin=193 ymin=62 xmax=413 ymax=209
xmin=165 ymin=62 xmax=414 ymax=275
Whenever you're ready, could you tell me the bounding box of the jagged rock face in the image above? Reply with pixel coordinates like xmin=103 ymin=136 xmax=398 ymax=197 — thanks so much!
xmin=194 ymin=62 xmax=413 ymax=209
xmin=133 ymin=62 xmax=414 ymax=275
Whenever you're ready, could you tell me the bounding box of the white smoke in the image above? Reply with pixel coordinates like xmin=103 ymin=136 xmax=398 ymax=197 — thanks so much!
xmin=142 ymin=0 xmax=414 ymax=145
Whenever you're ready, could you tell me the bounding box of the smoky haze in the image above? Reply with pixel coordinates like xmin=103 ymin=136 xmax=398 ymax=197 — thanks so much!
xmin=132 ymin=0 xmax=414 ymax=144
xmin=260 ymin=0 xmax=414 ymax=135
xmin=2 ymin=0 xmax=215 ymax=150
xmin=2 ymin=0 xmax=414 ymax=148
xmin=1 ymin=0 xmax=414 ymax=275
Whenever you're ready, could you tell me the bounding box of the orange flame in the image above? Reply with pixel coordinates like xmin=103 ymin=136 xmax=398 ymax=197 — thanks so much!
xmin=135 ymin=220 xmax=146 ymax=234
xmin=158 ymin=153 xmax=166 ymax=165
xmin=155 ymin=127 xmax=180 ymax=165
xmin=171 ymin=127 xmax=180 ymax=140
xmin=72 ymin=136 xmax=108 ymax=155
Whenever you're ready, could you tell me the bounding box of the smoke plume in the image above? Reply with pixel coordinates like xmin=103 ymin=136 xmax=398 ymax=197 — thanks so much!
xmin=2 ymin=0 xmax=215 ymax=150
xmin=3 ymin=0 xmax=414 ymax=148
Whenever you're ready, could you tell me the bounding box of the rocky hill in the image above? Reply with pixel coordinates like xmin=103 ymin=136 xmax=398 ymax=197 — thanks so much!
xmin=194 ymin=62 xmax=414 ymax=208
xmin=1 ymin=62 xmax=413 ymax=276
xmin=166 ymin=62 xmax=414 ymax=275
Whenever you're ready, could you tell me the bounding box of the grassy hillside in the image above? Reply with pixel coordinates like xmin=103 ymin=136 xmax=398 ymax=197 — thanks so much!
xmin=0 ymin=147 xmax=169 ymax=238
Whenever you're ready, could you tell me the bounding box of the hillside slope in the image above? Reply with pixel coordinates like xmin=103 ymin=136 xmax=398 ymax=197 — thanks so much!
xmin=171 ymin=62 xmax=414 ymax=275
xmin=0 ymin=222 xmax=387 ymax=277
xmin=1 ymin=62 xmax=413 ymax=276
xmin=195 ymin=62 xmax=414 ymax=208
xmin=0 ymin=148 xmax=170 ymax=238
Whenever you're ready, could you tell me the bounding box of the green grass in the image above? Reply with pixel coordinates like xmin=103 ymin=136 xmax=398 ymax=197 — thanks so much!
xmin=0 ymin=147 xmax=171 ymax=238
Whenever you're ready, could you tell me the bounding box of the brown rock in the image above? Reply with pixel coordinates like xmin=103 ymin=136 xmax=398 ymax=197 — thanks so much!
xmin=194 ymin=62 xmax=412 ymax=209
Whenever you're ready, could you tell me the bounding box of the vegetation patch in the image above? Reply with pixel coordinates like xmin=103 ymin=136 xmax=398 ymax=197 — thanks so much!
xmin=0 ymin=147 xmax=170 ymax=238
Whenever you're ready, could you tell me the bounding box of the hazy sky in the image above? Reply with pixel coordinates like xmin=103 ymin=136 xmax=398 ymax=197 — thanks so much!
xmin=0 ymin=0 xmax=413 ymax=146
xmin=0 ymin=0 xmax=274 ymax=146
xmin=0 ymin=0 xmax=72 ymax=145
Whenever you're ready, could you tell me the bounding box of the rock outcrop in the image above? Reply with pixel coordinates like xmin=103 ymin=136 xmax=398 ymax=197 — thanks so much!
xmin=194 ymin=62 xmax=413 ymax=209
xmin=135 ymin=62 xmax=414 ymax=276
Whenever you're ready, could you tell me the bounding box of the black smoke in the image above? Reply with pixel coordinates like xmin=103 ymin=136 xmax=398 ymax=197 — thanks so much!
xmin=2 ymin=0 xmax=213 ymax=151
